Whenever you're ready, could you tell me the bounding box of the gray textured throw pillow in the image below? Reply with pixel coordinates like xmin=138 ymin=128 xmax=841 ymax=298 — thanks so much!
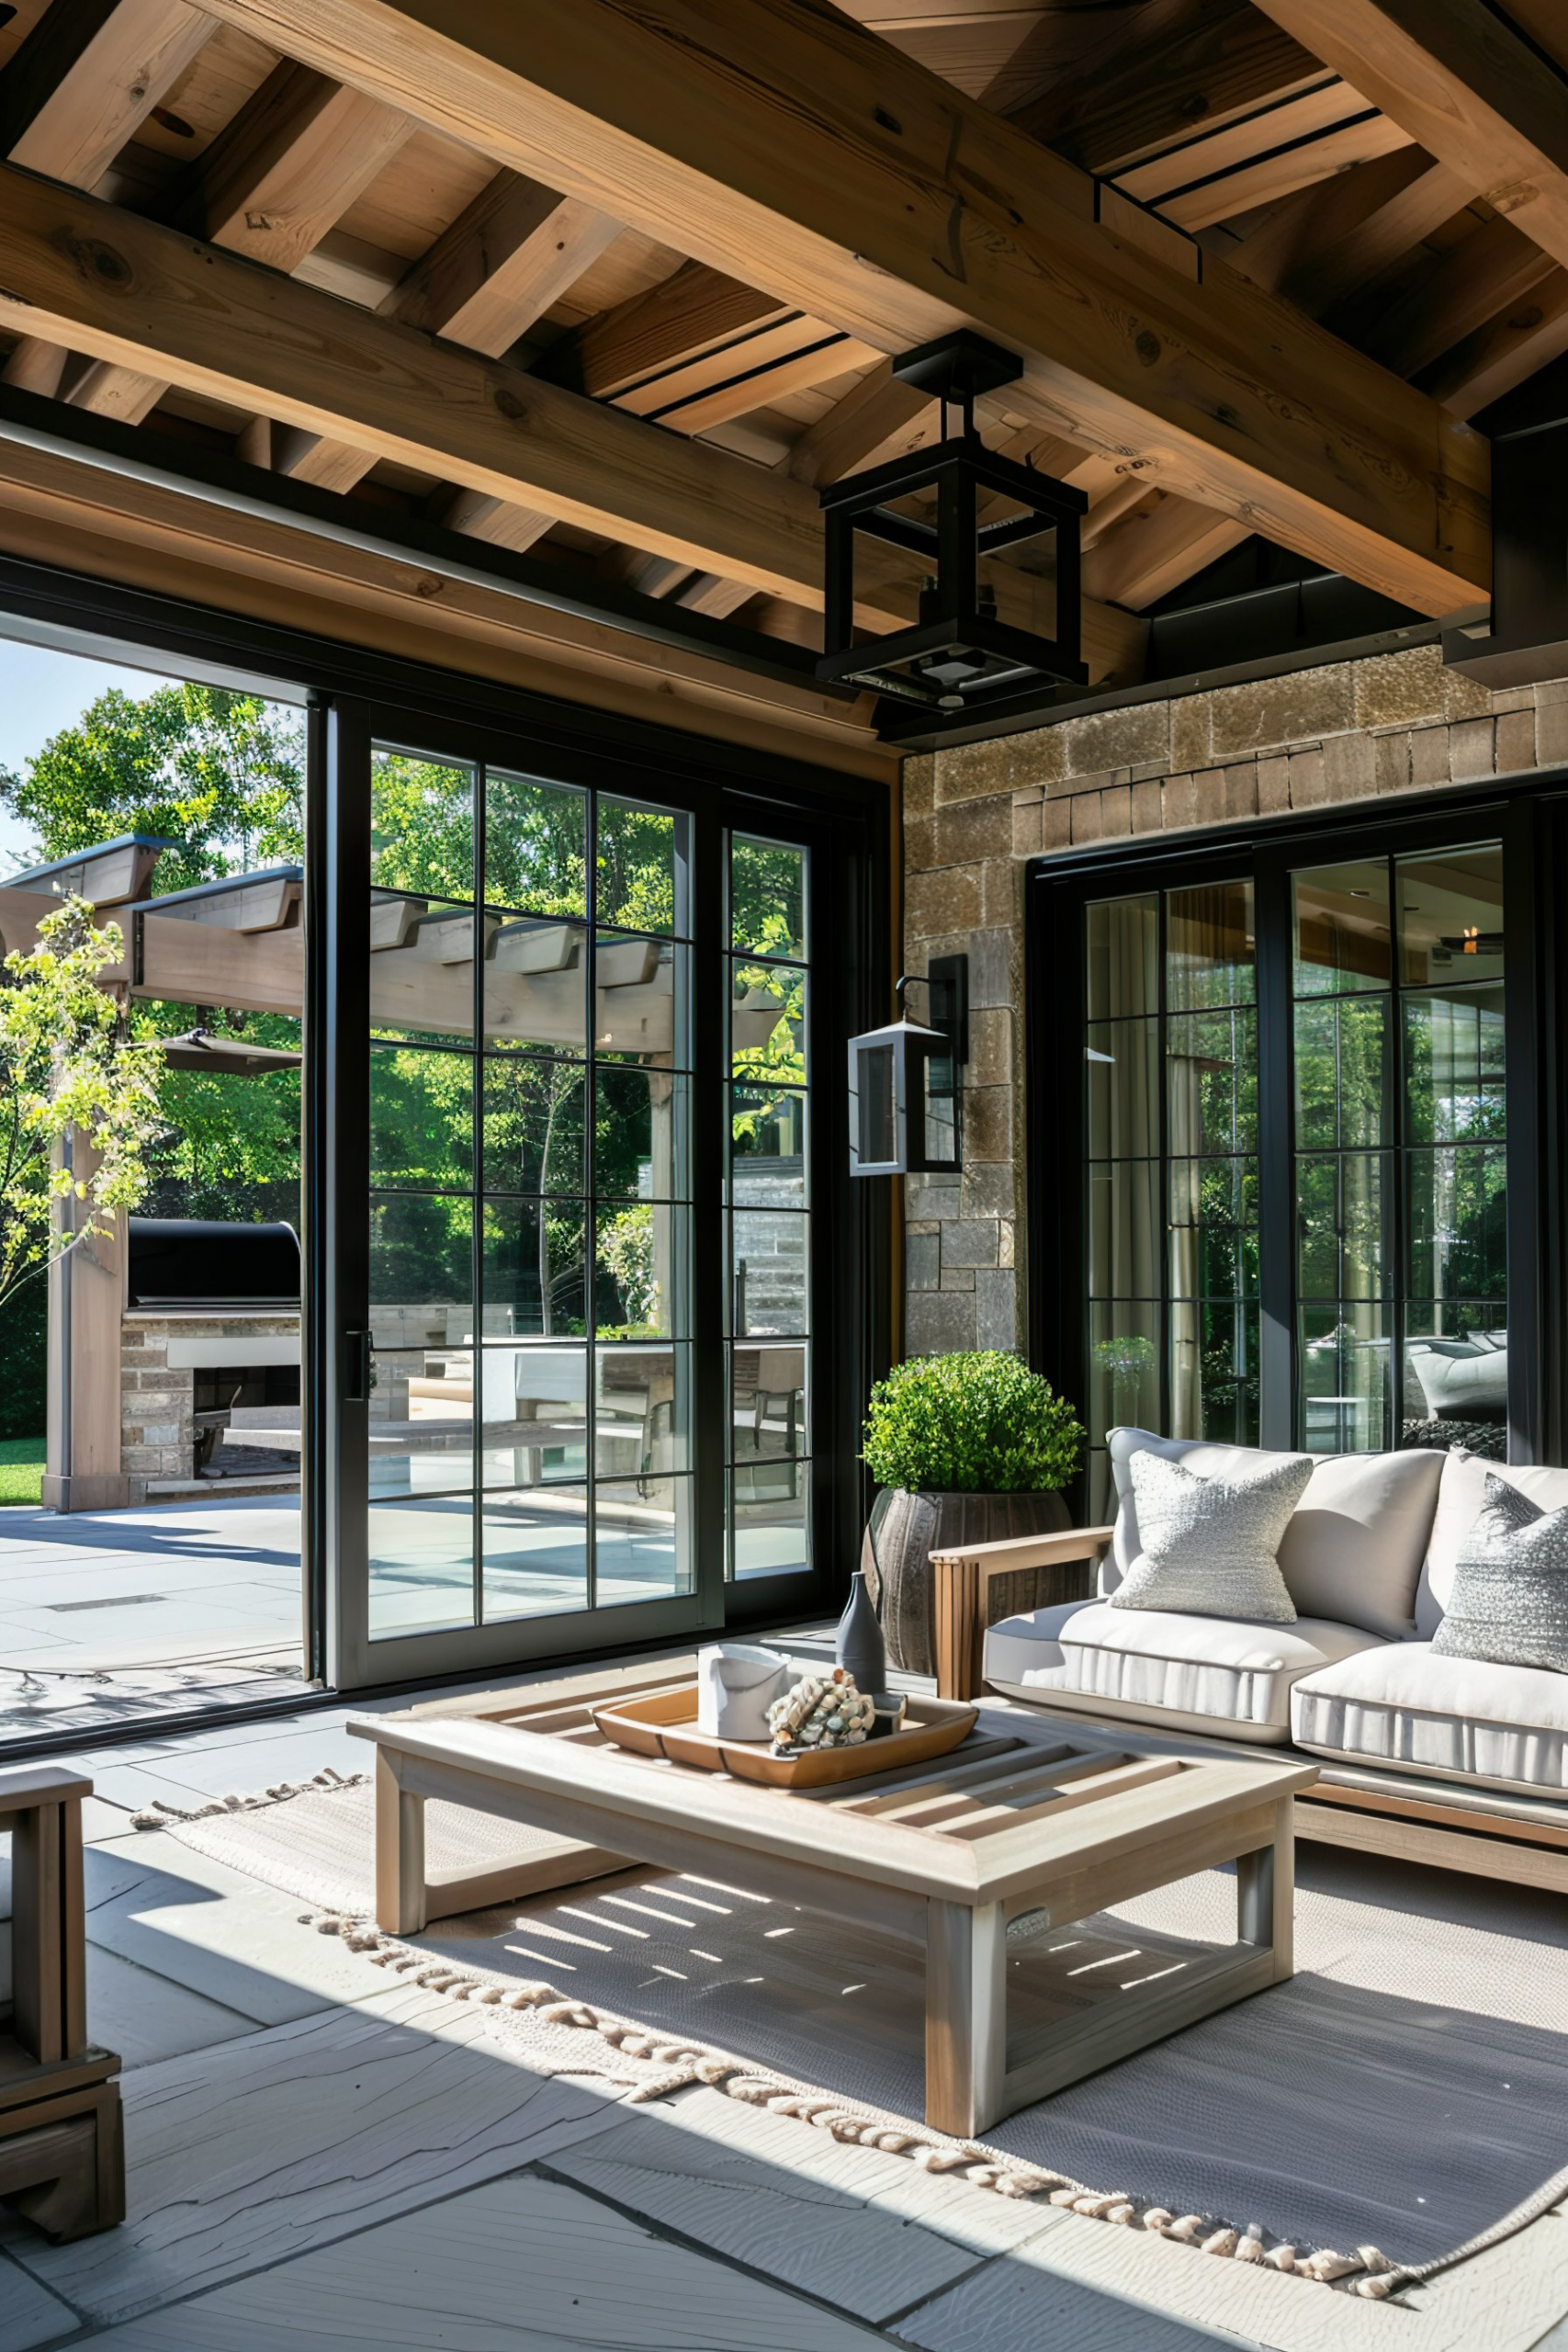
xmin=1111 ymin=1451 xmax=1312 ymax=1623
xmin=1431 ymin=1473 xmax=1568 ymax=1673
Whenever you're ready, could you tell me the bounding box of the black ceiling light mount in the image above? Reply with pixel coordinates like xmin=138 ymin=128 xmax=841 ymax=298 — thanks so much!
xmin=815 ymin=330 xmax=1089 ymax=741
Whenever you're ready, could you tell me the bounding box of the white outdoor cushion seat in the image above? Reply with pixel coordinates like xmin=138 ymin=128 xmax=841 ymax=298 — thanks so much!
xmin=1292 ymin=1641 xmax=1568 ymax=1797
xmin=983 ymin=1599 xmax=1384 ymax=1743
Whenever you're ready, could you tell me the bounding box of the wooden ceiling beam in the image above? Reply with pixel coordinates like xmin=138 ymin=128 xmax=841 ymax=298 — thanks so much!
xmin=0 ymin=438 xmax=891 ymax=775
xmin=0 ymin=0 xmax=213 ymax=188
xmin=0 ymin=163 xmax=1037 ymax=638
xmin=570 ymin=262 xmax=795 ymax=401
xmin=1013 ymin=0 xmax=1322 ymax=176
xmin=393 ymin=170 xmax=621 ymax=352
xmin=0 ymin=0 xmax=217 ymax=403
xmin=1249 ymin=0 xmax=1568 ymax=274
xmin=186 ymin=0 xmax=1490 ymax=615
xmin=784 ymin=360 xmax=935 ymax=487
xmin=1110 ymin=75 xmax=1412 ymax=233
xmin=32 ymin=53 xmax=412 ymax=424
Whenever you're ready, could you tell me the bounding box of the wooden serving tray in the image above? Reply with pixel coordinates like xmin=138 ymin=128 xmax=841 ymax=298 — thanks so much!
xmin=590 ymin=1682 xmax=978 ymax=1787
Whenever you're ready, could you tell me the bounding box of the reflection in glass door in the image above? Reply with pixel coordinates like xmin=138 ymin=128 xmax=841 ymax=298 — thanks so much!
xmin=1292 ymin=842 xmax=1506 ymax=1454
xmin=363 ymin=742 xmax=697 ymax=1649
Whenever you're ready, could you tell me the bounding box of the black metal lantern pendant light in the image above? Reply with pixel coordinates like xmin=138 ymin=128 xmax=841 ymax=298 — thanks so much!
xmin=816 ymin=330 xmax=1088 ymax=741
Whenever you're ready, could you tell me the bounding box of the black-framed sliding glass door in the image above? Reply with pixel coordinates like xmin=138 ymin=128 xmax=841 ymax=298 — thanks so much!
xmin=308 ymin=695 xmax=860 ymax=1691
xmin=1030 ymin=784 xmax=1560 ymax=1518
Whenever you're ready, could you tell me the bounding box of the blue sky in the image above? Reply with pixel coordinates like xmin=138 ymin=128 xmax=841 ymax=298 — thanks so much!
xmin=0 ymin=639 xmax=183 ymax=875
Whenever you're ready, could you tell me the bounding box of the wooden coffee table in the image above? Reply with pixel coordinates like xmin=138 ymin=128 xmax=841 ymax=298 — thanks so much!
xmin=351 ymin=1666 xmax=1317 ymax=2138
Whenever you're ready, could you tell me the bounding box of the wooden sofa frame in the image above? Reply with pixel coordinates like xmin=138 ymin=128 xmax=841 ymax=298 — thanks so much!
xmin=929 ymin=1528 xmax=1568 ymax=1900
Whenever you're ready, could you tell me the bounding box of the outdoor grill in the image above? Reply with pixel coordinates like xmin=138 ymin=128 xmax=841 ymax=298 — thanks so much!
xmin=126 ymin=1218 xmax=302 ymax=1477
xmin=126 ymin=1217 xmax=300 ymax=1310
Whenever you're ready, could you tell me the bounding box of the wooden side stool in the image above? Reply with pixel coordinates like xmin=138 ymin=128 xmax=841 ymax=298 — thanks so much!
xmin=0 ymin=1764 xmax=124 ymax=2240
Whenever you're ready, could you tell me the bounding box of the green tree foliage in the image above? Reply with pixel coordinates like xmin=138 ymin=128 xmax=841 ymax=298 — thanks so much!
xmin=3 ymin=682 xmax=304 ymax=889
xmin=1 ymin=683 xmax=307 ymax=1229
xmin=0 ymin=899 xmax=164 ymax=1314
xmin=863 ymin=1351 xmax=1083 ymax=1495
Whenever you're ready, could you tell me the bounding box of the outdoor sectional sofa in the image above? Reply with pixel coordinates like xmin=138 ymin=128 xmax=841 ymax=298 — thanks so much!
xmin=929 ymin=1430 xmax=1568 ymax=1897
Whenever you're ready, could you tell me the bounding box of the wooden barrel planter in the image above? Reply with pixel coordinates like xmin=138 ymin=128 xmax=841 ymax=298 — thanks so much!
xmin=861 ymin=1487 xmax=1075 ymax=1679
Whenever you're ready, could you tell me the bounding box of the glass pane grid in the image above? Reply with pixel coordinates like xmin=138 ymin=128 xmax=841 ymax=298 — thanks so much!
xmin=370 ymin=766 xmax=702 ymax=1636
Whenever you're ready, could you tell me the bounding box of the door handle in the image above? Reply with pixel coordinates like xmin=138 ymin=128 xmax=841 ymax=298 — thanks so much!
xmin=344 ymin=1329 xmax=372 ymax=1402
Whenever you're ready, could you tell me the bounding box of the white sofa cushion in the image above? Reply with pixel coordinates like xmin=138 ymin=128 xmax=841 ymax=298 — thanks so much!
xmin=1107 ymin=1428 xmax=1442 ymax=1639
xmin=984 ymin=1598 xmax=1383 ymax=1744
xmin=1280 ymin=1447 xmax=1444 ymax=1640
xmin=1418 ymin=1450 xmax=1568 ymax=1634
xmin=1292 ymin=1641 xmax=1568 ymax=1797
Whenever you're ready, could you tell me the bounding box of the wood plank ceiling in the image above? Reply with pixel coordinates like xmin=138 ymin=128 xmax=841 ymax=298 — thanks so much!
xmin=0 ymin=0 xmax=1556 ymax=752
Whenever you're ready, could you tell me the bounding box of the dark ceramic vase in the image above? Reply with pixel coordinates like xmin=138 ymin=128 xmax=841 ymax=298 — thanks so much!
xmin=835 ymin=1569 xmax=886 ymax=1694
xmin=862 ymin=1487 xmax=1073 ymax=1679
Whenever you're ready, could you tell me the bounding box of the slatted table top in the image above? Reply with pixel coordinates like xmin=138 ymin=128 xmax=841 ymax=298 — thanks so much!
xmin=352 ymin=1664 xmax=1318 ymax=1911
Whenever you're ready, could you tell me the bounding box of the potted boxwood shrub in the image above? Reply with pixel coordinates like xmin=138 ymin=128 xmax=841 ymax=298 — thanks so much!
xmin=861 ymin=1350 xmax=1084 ymax=1677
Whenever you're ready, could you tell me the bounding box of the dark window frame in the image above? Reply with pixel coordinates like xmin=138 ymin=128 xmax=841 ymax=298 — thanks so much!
xmin=1028 ymin=773 xmax=1567 ymax=1504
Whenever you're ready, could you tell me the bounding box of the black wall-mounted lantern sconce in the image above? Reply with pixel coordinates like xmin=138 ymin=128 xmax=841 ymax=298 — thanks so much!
xmin=816 ymin=331 xmax=1088 ymax=744
xmin=848 ymin=955 xmax=968 ymax=1177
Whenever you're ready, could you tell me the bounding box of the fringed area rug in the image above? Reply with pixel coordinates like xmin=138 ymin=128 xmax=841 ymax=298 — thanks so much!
xmin=133 ymin=1770 xmax=1568 ymax=2303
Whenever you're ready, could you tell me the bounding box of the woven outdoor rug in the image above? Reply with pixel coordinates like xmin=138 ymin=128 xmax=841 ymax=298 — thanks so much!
xmin=134 ymin=1767 xmax=1568 ymax=2301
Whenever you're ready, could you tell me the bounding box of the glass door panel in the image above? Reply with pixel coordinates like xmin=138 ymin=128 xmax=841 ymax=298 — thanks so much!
xmin=1290 ymin=842 xmax=1506 ymax=1453
xmin=317 ymin=703 xmax=843 ymax=1691
xmin=337 ymin=731 xmax=716 ymax=1679
xmin=1082 ymin=882 xmax=1259 ymax=1514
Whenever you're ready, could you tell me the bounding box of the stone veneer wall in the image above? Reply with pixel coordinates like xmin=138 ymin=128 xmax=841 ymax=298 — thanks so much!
xmin=899 ymin=641 xmax=1568 ymax=1358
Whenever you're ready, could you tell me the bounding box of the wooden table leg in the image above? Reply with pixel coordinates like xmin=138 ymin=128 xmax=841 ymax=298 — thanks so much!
xmin=376 ymin=1748 xmax=428 ymax=1935
xmin=1236 ymin=1801 xmax=1294 ymax=1982
xmin=924 ymin=1897 xmax=1007 ymax=2138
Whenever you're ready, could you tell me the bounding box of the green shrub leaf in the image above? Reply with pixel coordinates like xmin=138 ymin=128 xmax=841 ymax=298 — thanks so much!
xmin=862 ymin=1351 xmax=1083 ymax=1494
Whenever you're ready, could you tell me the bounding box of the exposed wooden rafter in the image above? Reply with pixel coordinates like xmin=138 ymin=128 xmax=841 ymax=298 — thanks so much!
xmin=185 ymin=0 xmax=1490 ymax=615
xmin=0 ymin=0 xmax=211 ymax=187
xmin=44 ymin=47 xmax=413 ymax=424
xmin=1249 ymin=0 xmax=1568 ymax=274
xmin=1083 ymin=490 xmax=1248 ymax=609
xmin=1013 ymin=0 xmax=1321 ymax=175
xmin=279 ymin=166 xmax=622 ymax=516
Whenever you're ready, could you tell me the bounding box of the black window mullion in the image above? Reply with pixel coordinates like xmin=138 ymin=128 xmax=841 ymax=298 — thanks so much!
xmin=1252 ymin=848 xmax=1294 ymax=1452
xmin=1156 ymin=889 xmax=1171 ymax=1436
xmin=472 ymin=761 xmax=486 ymax=1625
xmin=691 ymin=811 xmax=727 ymax=1618
xmin=584 ymin=788 xmax=599 ymax=1614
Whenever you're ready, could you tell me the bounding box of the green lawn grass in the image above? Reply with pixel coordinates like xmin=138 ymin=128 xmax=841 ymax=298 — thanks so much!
xmin=0 ymin=1437 xmax=45 ymax=1507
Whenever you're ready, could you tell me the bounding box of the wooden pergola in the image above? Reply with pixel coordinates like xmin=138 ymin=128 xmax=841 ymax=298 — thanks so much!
xmin=0 ymin=0 xmax=1558 ymax=774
